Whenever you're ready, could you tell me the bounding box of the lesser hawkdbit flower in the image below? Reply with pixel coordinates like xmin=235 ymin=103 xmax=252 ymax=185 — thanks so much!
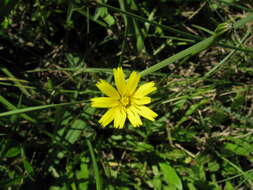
xmin=91 ymin=67 xmax=158 ymax=128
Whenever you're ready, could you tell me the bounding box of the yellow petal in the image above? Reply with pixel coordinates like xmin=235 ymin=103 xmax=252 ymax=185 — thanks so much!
xmin=91 ymin=97 xmax=119 ymax=108
xmin=113 ymin=106 xmax=127 ymax=128
xmin=131 ymin=96 xmax=151 ymax=105
xmin=124 ymin=71 xmax=141 ymax=96
xmin=133 ymin=105 xmax=158 ymax=121
xmin=96 ymin=80 xmax=120 ymax=98
xmin=126 ymin=106 xmax=143 ymax=127
xmin=99 ymin=107 xmax=116 ymax=127
xmin=113 ymin=67 xmax=126 ymax=95
xmin=133 ymin=82 xmax=156 ymax=97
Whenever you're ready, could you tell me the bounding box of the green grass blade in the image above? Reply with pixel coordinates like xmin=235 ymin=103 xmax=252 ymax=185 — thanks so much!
xmin=176 ymin=99 xmax=210 ymax=127
xmin=215 ymin=150 xmax=253 ymax=186
xmin=191 ymin=24 xmax=215 ymax=35
xmin=74 ymin=6 xmax=107 ymax=27
xmin=204 ymin=30 xmax=250 ymax=78
xmin=1 ymin=67 xmax=32 ymax=96
xmin=140 ymin=11 xmax=252 ymax=76
xmin=140 ymin=35 xmax=216 ymax=76
xmin=96 ymin=1 xmax=201 ymax=40
xmin=0 ymin=95 xmax=36 ymax=123
xmin=133 ymin=19 xmax=146 ymax=53
xmin=118 ymin=0 xmax=130 ymax=66
xmin=214 ymin=42 xmax=253 ymax=53
xmin=0 ymin=101 xmax=86 ymax=117
xmin=220 ymin=0 xmax=253 ymax=12
xmin=233 ymin=12 xmax=253 ymax=29
xmin=27 ymin=67 xmax=113 ymax=73
xmin=86 ymin=139 xmax=102 ymax=190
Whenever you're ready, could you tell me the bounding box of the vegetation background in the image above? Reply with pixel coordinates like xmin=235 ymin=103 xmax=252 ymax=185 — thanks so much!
xmin=1 ymin=0 xmax=253 ymax=189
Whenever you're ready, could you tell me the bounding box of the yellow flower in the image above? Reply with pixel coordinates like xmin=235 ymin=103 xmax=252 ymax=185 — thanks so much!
xmin=91 ymin=67 xmax=158 ymax=128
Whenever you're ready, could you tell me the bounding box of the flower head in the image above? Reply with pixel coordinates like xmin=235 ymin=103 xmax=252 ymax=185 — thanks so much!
xmin=91 ymin=67 xmax=158 ymax=128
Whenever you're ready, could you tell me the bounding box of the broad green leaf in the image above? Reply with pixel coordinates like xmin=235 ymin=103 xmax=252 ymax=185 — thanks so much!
xmin=224 ymin=143 xmax=250 ymax=156
xmin=0 ymin=177 xmax=23 ymax=187
xmin=49 ymin=186 xmax=61 ymax=190
xmin=164 ymin=185 xmax=177 ymax=190
xmin=77 ymin=157 xmax=89 ymax=190
xmin=159 ymin=162 xmax=182 ymax=190
xmin=64 ymin=120 xmax=87 ymax=144
xmin=224 ymin=182 xmax=235 ymax=190
xmin=187 ymin=183 xmax=197 ymax=190
xmin=208 ymin=161 xmax=220 ymax=172
xmin=134 ymin=142 xmax=154 ymax=152
xmin=23 ymin=159 xmax=34 ymax=176
xmin=103 ymin=14 xmax=115 ymax=26
xmin=4 ymin=147 xmax=21 ymax=158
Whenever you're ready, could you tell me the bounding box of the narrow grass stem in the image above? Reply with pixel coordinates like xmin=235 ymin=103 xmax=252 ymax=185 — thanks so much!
xmin=140 ymin=35 xmax=216 ymax=76
xmin=0 ymin=101 xmax=87 ymax=117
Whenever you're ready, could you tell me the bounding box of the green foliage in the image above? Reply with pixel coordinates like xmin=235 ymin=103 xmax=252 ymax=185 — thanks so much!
xmin=1 ymin=0 xmax=253 ymax=189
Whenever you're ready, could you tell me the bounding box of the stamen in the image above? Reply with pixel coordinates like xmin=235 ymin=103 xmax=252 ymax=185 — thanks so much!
xmin=120 ymin=96 xmax=129 ymax=106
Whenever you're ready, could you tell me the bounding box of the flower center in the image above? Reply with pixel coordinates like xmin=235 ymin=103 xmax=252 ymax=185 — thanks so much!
xmin=120 ymin=96 xmax=130 ymax=106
